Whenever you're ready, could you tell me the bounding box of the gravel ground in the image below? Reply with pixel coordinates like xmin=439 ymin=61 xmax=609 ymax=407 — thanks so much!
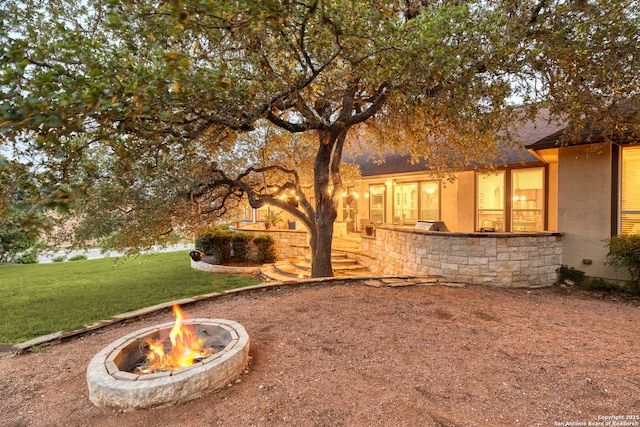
xmin=1 ymin=281 xmax=639 ymax=427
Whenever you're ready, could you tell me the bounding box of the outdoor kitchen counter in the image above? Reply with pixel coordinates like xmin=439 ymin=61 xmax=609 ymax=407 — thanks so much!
xmin=360 ymin=225 xmax=563 ymax=288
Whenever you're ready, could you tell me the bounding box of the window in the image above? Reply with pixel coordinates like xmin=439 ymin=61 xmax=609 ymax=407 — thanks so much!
xmin=392 ymin=181 xmax=440 ymax=224
xmin=621 ymin=145 xmax=640 ymax=234
xmin=256 ymin=207 xmax=269 ymax=222
xmin=420 ymin=182 xmax=440 ymax=221
xmin=368 ymin=184 xmax=386 ymax=224
xmin=477 ymin=172 xmax=505 ymax=231
xmin=394 ymin=182 xmax=419 ymax=223
xmin=476 ymin=168 xmax=545 ymax=232
xmin=241 ymin=206 xmax=253 ymax=222
xmin=511 ymin=168 xmax=544 ymax=232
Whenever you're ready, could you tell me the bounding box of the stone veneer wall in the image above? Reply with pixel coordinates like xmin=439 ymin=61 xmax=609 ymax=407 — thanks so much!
xmin=360 ymin=226 xmax=563 ymax=287
xmin=229 ymin=227 xmax=309 ymax=260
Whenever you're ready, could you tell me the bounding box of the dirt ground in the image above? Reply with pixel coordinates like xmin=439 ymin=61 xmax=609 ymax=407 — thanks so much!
xmin=1 ymin=281 xmax=639 ymax=427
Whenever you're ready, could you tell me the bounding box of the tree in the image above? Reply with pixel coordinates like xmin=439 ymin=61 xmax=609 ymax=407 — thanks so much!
xmin=1 ymin=0 xmax=638 ymax=276
xmin=0 ymin=155 xmax=52 ymax=262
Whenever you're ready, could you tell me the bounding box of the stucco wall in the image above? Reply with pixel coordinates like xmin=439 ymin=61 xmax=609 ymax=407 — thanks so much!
xmin=454 ymin=171 xmax=476 ymax=232
xmin=360 ymin=226 xmax=562 ymax=287
xmin=556 ymin=143 xmax=625 ymax=281
xmin=547 ymin=161 xmax=559 ymax=231
xmin=440 ymin=178 xmax=459 ymax=231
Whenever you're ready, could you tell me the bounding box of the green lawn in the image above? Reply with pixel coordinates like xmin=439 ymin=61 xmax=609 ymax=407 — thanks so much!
xmin=0 ymin=251 xmax=260 ymax=344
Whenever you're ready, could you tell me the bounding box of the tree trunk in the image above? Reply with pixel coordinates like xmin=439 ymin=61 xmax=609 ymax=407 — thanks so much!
xmin=310 ymin=131 xmax=338 ymax=277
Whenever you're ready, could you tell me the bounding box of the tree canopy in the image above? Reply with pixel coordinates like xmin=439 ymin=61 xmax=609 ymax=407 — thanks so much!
xmin=1 ymin=0 xmax=638 ymax=275
xmin=0 ymin=155 xmax=53 ymax=262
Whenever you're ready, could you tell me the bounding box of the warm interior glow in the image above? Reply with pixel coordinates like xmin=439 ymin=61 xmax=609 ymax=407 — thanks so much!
xmin=141 ymin=305 xmax=213 ymax=373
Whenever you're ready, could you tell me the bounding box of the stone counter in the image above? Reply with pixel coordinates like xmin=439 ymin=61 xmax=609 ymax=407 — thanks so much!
xmin=360 ymin=226 xmax=563 ymax=287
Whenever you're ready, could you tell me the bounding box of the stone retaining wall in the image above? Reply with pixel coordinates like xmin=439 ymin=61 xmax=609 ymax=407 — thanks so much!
xmin=360 ymin=226 xmax=563 ymax=287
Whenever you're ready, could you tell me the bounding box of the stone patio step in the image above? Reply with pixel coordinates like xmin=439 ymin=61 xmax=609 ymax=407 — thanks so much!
xmin=302 ymin=252 xmax=351 ymax=264
xmin=291 ymin=257 xmax=367 ymax=271
xmin=259 ymin=264 xmax=303 ymax=282
xmin=261 ymin=254 xmax=370 ymax=281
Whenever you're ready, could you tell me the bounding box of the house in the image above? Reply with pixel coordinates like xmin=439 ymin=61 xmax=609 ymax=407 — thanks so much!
xmin=239 ymin=109 xmax=638 ymax=286
xmin=341 ymin=110 xmax=638 ymax=284
xmin=525 ymin=125 xmax=639 ymax=282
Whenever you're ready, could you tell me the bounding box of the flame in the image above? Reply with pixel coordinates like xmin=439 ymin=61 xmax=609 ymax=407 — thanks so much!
xmin=141 ymin=305 xmax=213 ymax=373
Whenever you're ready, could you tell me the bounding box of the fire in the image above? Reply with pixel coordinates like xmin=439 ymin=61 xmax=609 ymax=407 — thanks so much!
xmin=140 ymin=305 xmax=213 ymax=373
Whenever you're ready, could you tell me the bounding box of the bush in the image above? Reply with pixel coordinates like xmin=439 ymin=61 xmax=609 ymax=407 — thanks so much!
xmin=605 ymin=234 xmax=640 ymax=292
xmin=575 ymin=277 xmax=640 ymax=296
xmin=253 ymin=235 xmax=277 ymax=263
xmin=195 ymin=233 xmax=215 ymax=256
xmin=195 ymin=227 xmax=233 ymax=264
xmin=556 ymin=264 xmax=585 ymax=285
xmin=52 ymin=256 xmax=66 ymax=263
xmin=231 ymin=232 xmax=253 ymax=262
xmin=577 ymin=277 xmax=619 ymax=292
xmin=68 ymin=254 xmax=88 ymax=261
xmin=16 ymin=251 xmax=39 ymax=264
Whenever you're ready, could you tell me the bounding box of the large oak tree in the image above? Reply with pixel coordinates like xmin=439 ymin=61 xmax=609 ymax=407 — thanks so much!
xmin=1 ymin=0 xmax=638 ymax=276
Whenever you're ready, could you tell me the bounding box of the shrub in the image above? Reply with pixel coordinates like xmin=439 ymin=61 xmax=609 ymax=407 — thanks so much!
xmin=231 ymin=232 xmax=253 ymax=262
xmin=68 ymin=254 xmax=88 ymax=261
xmin=195 ymin=227 xmax=233 ymax=264
xmin=16 ymin=251 xmax=39 ymax=264
xmin=577 ymin=277 xmax=619 ymax=292
xmin=195 ymin=233 xmax=215 ymax=256
xmin=52 ymin=256 xmax=66 ymax=263
xmin=605 ymin=234 xmax=640 ymax=292
xmin=253 ymin=235 xmax=277 ymax=263
xmin=556 ymin=264 xmax=585 ymax=285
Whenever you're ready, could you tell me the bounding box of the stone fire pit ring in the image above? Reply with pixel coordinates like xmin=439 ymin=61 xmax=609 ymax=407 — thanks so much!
xmin=86 ymin=318 xmax=250 ymax=410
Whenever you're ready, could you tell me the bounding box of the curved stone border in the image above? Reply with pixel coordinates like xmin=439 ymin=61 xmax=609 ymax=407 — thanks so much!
xmin=86 ymin=318 xmax=250 ymax=410
xmin=190 ymin=259 xmax=262 ymax=274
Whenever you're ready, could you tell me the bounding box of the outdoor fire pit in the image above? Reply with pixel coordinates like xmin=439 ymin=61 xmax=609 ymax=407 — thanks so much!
xmin=86 ymin=306 xmax=250 ymax=410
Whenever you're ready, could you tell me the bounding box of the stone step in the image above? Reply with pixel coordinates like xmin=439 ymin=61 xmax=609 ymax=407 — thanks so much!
xmin=261 ymin=254 xmax=370 ymax=281
xmin=303 ymin=252 xmax=349 ymax=263
xmin=273 ymin=260 xmax=311 ymax=279
xmin=260 ymin=264 xmax=303 ymax=282
xmin=290 ymin=257 xmax=366 ymax=271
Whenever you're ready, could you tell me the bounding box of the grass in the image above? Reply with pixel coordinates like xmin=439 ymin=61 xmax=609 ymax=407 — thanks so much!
xmin=0 ymin=251 xmax=260 ymax=344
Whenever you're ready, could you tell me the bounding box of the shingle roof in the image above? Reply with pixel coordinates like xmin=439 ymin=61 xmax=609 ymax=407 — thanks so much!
xmin=350 ymin=109 xmax=565 ymax=177
xmin=525 ymin=103 xmax=639 ymax=150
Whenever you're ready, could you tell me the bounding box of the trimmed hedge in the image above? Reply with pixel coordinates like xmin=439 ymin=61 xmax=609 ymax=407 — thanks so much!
xmin=231 ymin=232 xmax=253 ymax=261
xmin=253 ymin=235 xmax=277 ymax=263
xmin=195 ymin=228 xmax=233 ymax=264
xmin=196 ymin=228 xmax=275 ymax=264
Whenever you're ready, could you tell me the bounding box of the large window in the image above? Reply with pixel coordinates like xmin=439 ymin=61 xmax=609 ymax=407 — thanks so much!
xmin=368 ymin=184 xmax=386 ymax=224
xmin=393 ymin=181 xmax=440 ymax=224
xmin=420 ymin=182 xmax=440 ymax=221
xmin=477 ymin=168 xmax=545 ymax=232
xmin=621 ymin=145 xmax=640 ymax=234
xmin=477 ymin=172 xmax=505 ymax=231
xmin=511 ymin=168 xmax=544 ymax=232
xmin=394 ymin=182 xmax=418 ymax=223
